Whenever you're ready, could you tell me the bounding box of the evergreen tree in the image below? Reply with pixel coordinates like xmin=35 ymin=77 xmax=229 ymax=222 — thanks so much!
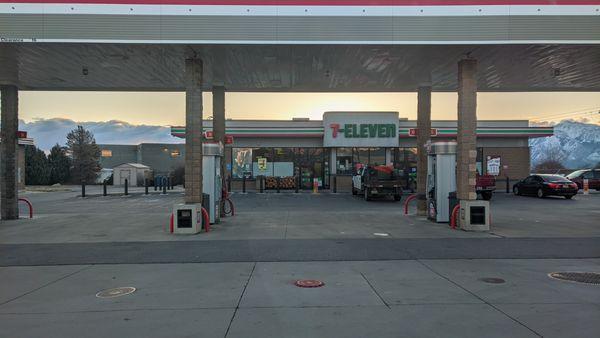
xmin=48 ymin=143 xmax=71 ymax=184
xmin=66 ymin=126 xmax=101 ymax=184
xmin=24 ymin=145 xmax=50 ymax=185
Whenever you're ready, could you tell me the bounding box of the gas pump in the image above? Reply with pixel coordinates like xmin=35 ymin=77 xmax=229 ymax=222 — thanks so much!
xmin=172 ymin=142 xmax=222 ymax=235
xmin=426 ymin=142 xmax=457 ymax=223
xmin=202 ymin=142 xmax=223 ymax=224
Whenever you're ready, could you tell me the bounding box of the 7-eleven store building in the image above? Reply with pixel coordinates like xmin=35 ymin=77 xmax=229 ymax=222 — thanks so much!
xmin=171 ymin=112 xmax=553 ymax=192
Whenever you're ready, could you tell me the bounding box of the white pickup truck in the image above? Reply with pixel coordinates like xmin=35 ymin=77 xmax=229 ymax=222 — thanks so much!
xmin=352 ymin=165 xmax=403 ymax=201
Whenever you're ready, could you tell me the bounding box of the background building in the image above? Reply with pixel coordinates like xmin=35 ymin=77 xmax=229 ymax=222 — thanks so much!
xmin=98 ymin=143 xmax=184 ymax=176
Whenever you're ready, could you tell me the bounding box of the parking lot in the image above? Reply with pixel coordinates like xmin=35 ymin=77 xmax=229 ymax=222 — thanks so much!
xmin=0 ymin=187 xmax=598 ymax=244
xmin=2 ymin=187 xmax=599 ymax=337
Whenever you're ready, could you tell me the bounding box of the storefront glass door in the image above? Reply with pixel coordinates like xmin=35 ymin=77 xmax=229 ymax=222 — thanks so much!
xmin=295 ymin=148 xmax=329 ymax=190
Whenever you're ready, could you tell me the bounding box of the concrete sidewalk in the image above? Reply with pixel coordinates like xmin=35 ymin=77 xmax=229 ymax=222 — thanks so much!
xmin=1 ymin=259 xmax=599 ymax=337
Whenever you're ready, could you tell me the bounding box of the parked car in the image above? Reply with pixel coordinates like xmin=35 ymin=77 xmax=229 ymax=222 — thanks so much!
xmin=352 ymin=165 xmax=403 ymax=201
xmin=565 ymin=169 xmax=600 ymax=190
xmin=513 ymin=174 xmax=578 ymax=199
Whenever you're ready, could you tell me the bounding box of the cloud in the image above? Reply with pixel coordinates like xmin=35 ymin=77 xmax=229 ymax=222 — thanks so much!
xmin=18 ymin=118 xmax=182 ymax=151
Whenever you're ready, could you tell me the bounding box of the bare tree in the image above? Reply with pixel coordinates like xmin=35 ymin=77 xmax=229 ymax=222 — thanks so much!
xmin=534 ymin=141 xmax=567 ymax=173
xmin=534 ymin=159 xmax=565 ymax=173
xmin=66 ymin=126 xmax=101 ymax=184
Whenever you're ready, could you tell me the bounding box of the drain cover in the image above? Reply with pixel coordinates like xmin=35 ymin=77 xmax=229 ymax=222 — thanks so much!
xmin=479 ymin=277 xmax=506 ymax=284
xmin=294 ymin=280 xmax=325 ymax=288
xmin=96 ymin=287 xmax=136 ymax=298
xmin=548 ymin=272 xmax=600 ymax=285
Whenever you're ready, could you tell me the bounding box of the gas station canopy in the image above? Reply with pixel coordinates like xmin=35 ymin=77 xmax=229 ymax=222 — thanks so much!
xmin=1 ymin=0 xmax=600 ymax=92
xmin=5 ymin=44 xmax=600 ymax=92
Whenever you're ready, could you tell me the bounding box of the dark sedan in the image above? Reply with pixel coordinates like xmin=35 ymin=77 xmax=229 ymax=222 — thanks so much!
xmin=513 ymin=174 xmax=578 ymax=199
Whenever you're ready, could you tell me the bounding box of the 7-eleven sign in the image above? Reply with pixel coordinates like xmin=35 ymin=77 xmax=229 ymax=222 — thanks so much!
xmin=409 ymin=128 xmax=438 ymax=137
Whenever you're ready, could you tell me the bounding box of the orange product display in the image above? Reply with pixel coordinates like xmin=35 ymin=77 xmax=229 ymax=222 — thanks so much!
xmin=265 ymin=176 xmax=296 ymax=189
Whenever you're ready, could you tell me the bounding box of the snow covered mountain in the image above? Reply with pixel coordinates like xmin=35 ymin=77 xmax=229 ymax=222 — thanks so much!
xmin=530 ymin=121 xmax=600 ymax=169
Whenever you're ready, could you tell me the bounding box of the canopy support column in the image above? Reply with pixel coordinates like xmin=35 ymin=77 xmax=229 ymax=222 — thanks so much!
xmin=456 ymin=58 xmax=478 ymax=202
xmin=1 ymin=85 xmax=19 ymax=220
xmin=184 ymin=58 xmax=204 ymax=205
xmin=416 ymin=86 xmax=432 ymax=216
xmin=1 ymin=45 xmax=19 ymax=220
xmin=212 ymin=85 xmax=226 ymax=215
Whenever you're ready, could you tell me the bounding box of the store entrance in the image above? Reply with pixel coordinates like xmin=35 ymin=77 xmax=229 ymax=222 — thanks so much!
xmin=296 ymin=148 xmax=330 ymax=190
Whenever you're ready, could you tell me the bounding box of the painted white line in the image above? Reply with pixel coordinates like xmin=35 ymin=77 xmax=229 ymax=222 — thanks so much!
xmin=373 ymin=232 xmax=390 ymax=237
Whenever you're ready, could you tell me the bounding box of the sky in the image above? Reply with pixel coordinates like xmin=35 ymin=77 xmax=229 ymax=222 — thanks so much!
xmin=19 ymin=91 xmax=600 ymax=127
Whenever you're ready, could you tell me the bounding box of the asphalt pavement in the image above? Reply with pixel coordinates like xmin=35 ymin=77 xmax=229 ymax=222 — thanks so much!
xmin=1 ymin=188 xmax=599 ymax=337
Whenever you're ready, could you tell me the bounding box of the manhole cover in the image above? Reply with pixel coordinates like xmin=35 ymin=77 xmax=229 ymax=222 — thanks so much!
xmin=96 ymin=287 xmax=136 ymax=298
xmin=479 ymin=277 xmax=506 ymax=284
xmin=294 ymin=280 xmax=325 ymax=288
xmin=548 ymin=272 xmax=600 ymax=285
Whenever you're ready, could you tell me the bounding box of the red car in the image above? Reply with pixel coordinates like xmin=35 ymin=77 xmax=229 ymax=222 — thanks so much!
xmin=566 ymin=169 xmax=600 ymax=191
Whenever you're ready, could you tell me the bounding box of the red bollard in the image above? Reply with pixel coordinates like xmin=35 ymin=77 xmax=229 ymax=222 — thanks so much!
xmin=450 ymin=204 xmax=461 ymax=229
xmin=201 ymin=207 xmax=210 ymax=232
xmin=18 ymin=198 xmax=33 ymax=218
xmin=403 ymin=194 xmax=418 ymax=215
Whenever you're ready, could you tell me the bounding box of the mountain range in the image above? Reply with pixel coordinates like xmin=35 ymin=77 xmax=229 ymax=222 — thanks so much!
xmin=530 ymin=120 xmax=600 ymax=169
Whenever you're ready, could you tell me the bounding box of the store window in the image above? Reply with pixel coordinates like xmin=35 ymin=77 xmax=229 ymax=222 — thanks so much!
xmin=405 ymin=148 xmax=417 ymax=172
xmin=353 ymin=148 xmax=369 ymax=168
xmin=232 ymin=147 xmax=329 ymax=187
xmin=476 ymin=147 xmax=484 ymax=174
xmin=101 ymin=149 xmax=112 ymax=157
xmin=252 ymin=148 xmax=274 ymax=177
xmin=369 ymin=148 xmax=385 ymax=166
xmin=391 ymin=148 xmax=405 ymax=170
xmin=405 ymin=148 xmax=418 ymax=190
xmin=390 ymin=148 xmax=417 ymax=190
xmin=336 ymin=148 xmax=353 ymax=175
xmin=273 ymin=148 xmax=295 ymax=177
xmin=232 ymin=148 xmax=253 ymax=179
